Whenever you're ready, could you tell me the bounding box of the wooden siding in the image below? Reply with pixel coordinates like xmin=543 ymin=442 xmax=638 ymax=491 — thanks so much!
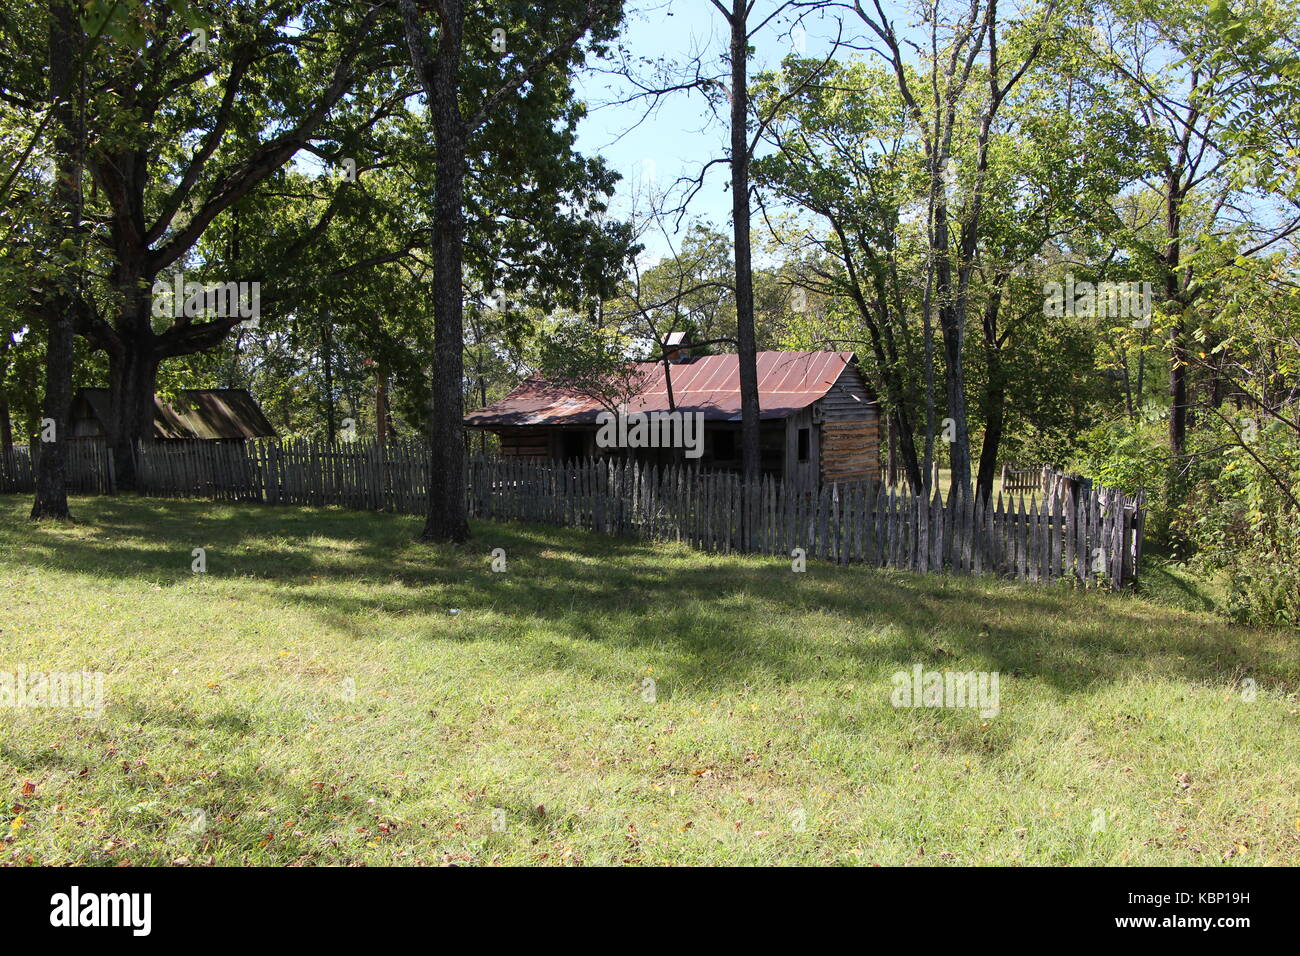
xmin=496 ymin=427 xmax=552 ymax=459
xmin=821 ymin=420 xmax=880 ymax=483
xmin=486 ymin=358 xmax=883 ymax=487
xmin=815 ymin=362 xmax=880 ymax=483
xmin=816 ymin=362 xmax=876 ymax=421
xmin=783 ymin=406 xmax=818 ymax=489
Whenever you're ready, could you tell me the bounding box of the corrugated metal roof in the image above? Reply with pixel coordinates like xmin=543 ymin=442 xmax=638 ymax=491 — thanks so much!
xmin=465 ymin=351 xmax=860 ymax=426
xmin=75 ymin=388 xmax=277 ymax=440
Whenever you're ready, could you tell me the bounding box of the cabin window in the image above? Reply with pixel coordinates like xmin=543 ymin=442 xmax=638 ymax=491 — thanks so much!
xmin=797 ymin=427 xmax=810 ymax=462
xmin=712 ymin=430 xmax=736 ymax=461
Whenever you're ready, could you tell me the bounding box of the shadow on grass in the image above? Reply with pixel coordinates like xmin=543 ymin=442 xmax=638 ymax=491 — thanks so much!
xmin=2 ymin=494 xmax=1296 ymax=701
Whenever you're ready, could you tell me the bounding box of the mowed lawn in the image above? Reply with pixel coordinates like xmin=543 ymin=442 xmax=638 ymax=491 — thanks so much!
xmin=0 ymin=496 xmax=1296 ymax=866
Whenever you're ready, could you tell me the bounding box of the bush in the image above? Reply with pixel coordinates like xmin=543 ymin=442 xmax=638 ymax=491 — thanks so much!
xmin=1174 ymin=419 xmax=1300 ymax=628
xmin=1072 ymin=410 xmax=1178 ymax=544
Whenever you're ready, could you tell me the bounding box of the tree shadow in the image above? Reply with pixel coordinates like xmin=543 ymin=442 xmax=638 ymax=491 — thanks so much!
xmin=2 ymin=496 xmax=1295 ymax=705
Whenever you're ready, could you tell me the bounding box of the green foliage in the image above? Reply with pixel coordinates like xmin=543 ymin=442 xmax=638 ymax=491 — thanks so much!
xmin=0 ymin=0 xmax=633 ymax=445
xmin=532 ymin=319 xmax=645 ymax=413
xmin=1073 ymin=409 xmax=1174 ymax=537
xmin=1176 ymin=419 xmax=1300 ymax=627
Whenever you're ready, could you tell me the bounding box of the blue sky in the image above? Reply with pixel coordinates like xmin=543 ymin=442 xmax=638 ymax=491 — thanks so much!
xmin=572 ymin=0 xmax=849 ymax=260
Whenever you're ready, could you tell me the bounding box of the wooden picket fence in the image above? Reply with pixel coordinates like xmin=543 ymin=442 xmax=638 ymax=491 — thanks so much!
xmin=0 ymin=441 xmax=113 ymax=494
xmin=1001 ymin=463 xmax=1046 ymax=494
xmin=133 ymin=438 xmax=437 ymax=512
xmin=0 ymin=444 xmax=33 ymax=494
xmin=468 ymin=456 xmax=1144 ymax=588
xmin=0 ymin=437 xmax=1145 ymax=588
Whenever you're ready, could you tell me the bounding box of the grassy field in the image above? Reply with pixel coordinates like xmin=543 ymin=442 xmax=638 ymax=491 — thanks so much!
xmin=1 ymin=495 xmax=1296 ymax=866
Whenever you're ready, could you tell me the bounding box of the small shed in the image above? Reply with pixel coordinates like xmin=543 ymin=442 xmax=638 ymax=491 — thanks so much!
xmin=69 ymin=388 xmax=277 ymax=442
xmin=465 ymin=350 xmax=880 ymax=487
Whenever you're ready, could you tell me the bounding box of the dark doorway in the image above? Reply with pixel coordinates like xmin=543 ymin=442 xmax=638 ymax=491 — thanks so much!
xmin=562 ymin=430 xmax=586 ymax=460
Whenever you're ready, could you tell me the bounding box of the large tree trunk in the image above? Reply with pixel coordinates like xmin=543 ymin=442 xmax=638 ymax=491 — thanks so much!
xmin=930 ymin=186 xmax=972 ymax=496
xmin=323 ymin=317 xmax=335 ymax=443
xmin=940 ymin=304 xmax=971 ymax=492
xmin=414 ymin=0 xmax=470 ymax=543
xmin=105 ymin=336 xmax=158 ymax=492
xmin=31 ymin=0 xmax=82 ymax=520
xmin=0 ymin=392 xmax=11 ymax=455
xmin=893 ymin=405 xmax=923 ymax=493
xmin=934 ymin=193 xmax=981 ymax=500
xmin=33 ymin=314 xmax=77 ymax=518
xmin=728 ymin=0 xmax=761 ymax=488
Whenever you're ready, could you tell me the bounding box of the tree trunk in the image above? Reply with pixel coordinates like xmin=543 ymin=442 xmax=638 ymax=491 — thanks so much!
xmin=417 ymin=0 xmax=470 ymax=543
xmin=976 ymin=358 xmax=1005 ymax=504
xmin=940 ymin=305 xmax=971 ymax=492
xmin=376 ymin=366 xmax=389 ymax=444
xmin=931 ymin=192 xmax=971 ymax=495
xmin=0 ymin=392 xmax=11 ymax=455
xmin=1165 ymin=176 xmax=1187 ymax=460
xmin=105 ymin=342 xmax=158 ymax=492
xmin=975 ymin=283 xmax=1007 ymax=504
xmin=885 ymin=409 xmax=897 ymax=486
xmin=1168 ymin=311 xmax=1187 ymax=458
xmin=323 ymin=316 xmax=335 ymax=443
xmin=0 ymin=332 xmax=14 ymax=456
xmin=31 ymin=0 xmax=82 ymax=520
xmin=1135 ymin=333 xmax=1146 ymax=411
xmin=728 ymin=0 xmax=761 ymax=489
xmin=478 ymin=375 xmax=488 ymax=455
xmin=33 ymin=313 xmax=77 ymax=518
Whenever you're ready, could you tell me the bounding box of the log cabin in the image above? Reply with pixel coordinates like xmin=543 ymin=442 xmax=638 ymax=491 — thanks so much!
xmin=464 ymin=350 xmax=880 ymax=487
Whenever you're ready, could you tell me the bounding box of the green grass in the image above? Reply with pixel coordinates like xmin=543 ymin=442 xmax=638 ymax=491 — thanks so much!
xmin=1131 ymin=542 xmax=1232 ymax=617
xmin=1 ymin=495 xmax=1296 ymax=866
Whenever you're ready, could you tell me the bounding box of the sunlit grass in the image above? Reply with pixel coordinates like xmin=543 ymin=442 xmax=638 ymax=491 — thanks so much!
xmin=1 ymin=496 xmax=1296 ymax=866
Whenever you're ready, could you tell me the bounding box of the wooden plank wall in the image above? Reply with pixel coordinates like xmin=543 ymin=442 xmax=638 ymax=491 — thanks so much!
xmin=816 ymin=360 xmax=881 ymax=483
xmin=820 ymin=420 xmax=880 ymax=484
xmin=495 ymin=427 xmax=552 ymax=459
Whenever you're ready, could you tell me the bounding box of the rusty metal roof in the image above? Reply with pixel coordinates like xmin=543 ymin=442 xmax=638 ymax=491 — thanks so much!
xmin=75 ymin=388 xmax=277 ymax=440
xmin=465 ymin=351 xmax=861 ymax=426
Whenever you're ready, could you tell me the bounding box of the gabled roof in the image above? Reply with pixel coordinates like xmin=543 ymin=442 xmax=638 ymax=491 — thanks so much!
xmin=74 ymin=388 xmax=277 ymax=440
xmin=465 ymin=351 xmax=865 ymax=427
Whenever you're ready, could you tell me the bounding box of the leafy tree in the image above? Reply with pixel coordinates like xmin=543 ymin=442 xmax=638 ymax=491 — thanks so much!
xmin=397 ymin=0 xmax=632 ymax=542
xmin=0 ymin=1 xmax=403 ymax=488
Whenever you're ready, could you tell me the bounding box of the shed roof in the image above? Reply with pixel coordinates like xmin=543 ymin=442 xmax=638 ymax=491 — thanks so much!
xmin=465 ymin=351 xmax=864 ymax=427
xmin=75 ymin=388 xmax=277 ymax=440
